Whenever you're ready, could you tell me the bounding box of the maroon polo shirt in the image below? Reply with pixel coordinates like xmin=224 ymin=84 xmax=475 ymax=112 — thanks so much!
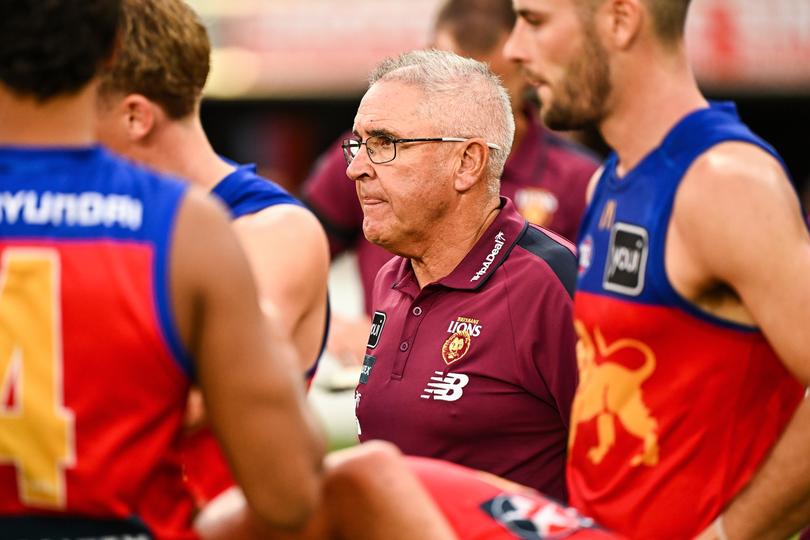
xmin=301 ymin=107 xmax=599 ymax=315
xmin=354 ymin=197 xmax=578 ymax=502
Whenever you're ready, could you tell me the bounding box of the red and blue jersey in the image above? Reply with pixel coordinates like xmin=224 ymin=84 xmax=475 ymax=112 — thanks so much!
xmin=211 ymin=162 xmax=327 ymax=380
xmin=568 ymin=102 xmax=805 ymax=538
xmin=211 ymin=162 xmax=303 ymax=219
xmin=0 ymin=146 xmax=191 ymax=521
xmin=138 ymin=163 xmax=330 ymax=539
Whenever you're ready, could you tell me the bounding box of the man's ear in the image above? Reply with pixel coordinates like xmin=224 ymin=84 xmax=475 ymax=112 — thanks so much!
xmin=598 ymin=0 xmax=644 ymax=50
xmin=453 ymin=140 xmax=489 ymax=193
xmin=121 ymin=94 xmax=160 ymax=142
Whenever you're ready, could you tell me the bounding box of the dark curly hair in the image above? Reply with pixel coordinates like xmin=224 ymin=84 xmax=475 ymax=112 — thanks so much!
xmin=0 ymin=0 xmax=121 ymax=102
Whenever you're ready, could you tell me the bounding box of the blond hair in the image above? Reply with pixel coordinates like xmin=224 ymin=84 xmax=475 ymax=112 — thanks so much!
xmin=98 ymin=0 xmax=209 ymax=119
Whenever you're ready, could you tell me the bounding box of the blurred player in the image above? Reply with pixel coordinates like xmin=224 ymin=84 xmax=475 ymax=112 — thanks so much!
xmin=196 ymin=442 xmax=622 ymax=540
xmin=96 ymin=0 xmax=329 ymax=375
xmin=0 ymin=1 xmax=323 ymax=538
xmin=505 ymin=0 xmax=810 ymax=538
xmin=94 ymin=0 xmax=330 ymax=531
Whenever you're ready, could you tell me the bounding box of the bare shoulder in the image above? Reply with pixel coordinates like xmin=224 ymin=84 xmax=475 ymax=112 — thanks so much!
xmin=230 ymin=203 xmax=329 ymax=303
xmin=676 ymin=141 xmax=794 ymax=221
xmin=671 ymin=140 xmax=807 ymax=287
xmin=234 ymin=203 xmax=327 ymax=246
xmin=232 ymin=203 xmax=329 ymax=275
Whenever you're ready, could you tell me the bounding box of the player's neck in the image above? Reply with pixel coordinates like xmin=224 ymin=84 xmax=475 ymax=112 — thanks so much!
xmin=600 ymin=48 xmax=708 ymax=177
xmin=0 ymin=83 xmax=97 ymax=147
xmin=150 ymin=116 xmax=236 ymax=190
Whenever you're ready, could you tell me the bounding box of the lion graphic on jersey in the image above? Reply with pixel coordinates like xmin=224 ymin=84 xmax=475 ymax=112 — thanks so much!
xmin=570 ymin=320 xmax=659 ymax=466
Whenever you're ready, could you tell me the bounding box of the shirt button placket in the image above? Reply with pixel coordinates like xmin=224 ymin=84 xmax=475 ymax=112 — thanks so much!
xmin=391 ymin=296 xmax=432 ymax=379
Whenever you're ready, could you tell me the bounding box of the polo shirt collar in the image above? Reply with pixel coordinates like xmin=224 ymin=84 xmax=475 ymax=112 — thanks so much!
xmin=390 ymin=197 xmax=527 ymax=294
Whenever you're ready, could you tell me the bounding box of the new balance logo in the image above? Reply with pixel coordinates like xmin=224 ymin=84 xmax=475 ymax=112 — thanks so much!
xmin=420 ymin=371 xmax=469 ymax=401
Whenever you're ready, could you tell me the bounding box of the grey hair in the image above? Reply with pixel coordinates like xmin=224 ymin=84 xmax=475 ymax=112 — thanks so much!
xmin=369 ymin=49 xmax=515 ymax=188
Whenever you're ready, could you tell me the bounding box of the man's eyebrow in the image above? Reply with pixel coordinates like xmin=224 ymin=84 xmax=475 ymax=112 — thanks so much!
xmin=515 ymin=8 xmax=537 ymax=19
xmin=368 ymin=128 xmax=398 ymax=139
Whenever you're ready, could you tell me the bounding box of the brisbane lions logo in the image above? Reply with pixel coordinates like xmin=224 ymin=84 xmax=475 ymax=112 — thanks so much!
xmin=441 ymin=316 xmax=481 ymax=364
xmin=442 ymin=331 xmax=471 ymax=365
xmin=570 ymin=320 xmax=660 ymax=467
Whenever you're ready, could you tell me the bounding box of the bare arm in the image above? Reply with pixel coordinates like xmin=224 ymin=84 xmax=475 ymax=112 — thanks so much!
xmin=172 ymin=190 xmax=325 ymax=529
xmin=671 ymin=143 xmax=810 ymax=540
xmin=326 ymin=313 xmax=372 ymax=367
xmin=232 ymin=204 xmax=330 ymax=372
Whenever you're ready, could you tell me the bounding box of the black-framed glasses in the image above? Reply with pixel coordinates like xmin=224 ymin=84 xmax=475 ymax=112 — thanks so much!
xmin=341 ymin=135 xmax=501 ymax=166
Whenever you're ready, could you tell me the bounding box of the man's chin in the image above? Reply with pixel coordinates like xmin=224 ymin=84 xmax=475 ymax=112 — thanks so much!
xmin=362 ymin=224 xmax=387 ymax=247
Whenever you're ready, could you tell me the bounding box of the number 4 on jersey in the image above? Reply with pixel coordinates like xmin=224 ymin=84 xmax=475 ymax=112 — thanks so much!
xmin=0 ymin=249 xmax=75 ymax=509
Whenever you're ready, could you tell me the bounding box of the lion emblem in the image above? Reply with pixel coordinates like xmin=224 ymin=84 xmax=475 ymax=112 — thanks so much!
xmin=570 ymin=320 xmax=660 ymax=467
xmin=441 ymin=331 xmax=471 ymax=365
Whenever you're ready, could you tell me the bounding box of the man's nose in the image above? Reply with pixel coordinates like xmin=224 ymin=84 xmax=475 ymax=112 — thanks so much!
xmin=346 ymin=145 xmax=373 ymax=182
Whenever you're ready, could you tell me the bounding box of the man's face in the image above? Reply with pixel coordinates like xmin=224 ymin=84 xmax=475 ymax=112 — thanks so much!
xmin=346 ymin=81 xmax=455 ymax=256
xmin=504 ymin=0 xmax=611 ymax=130
xmin=432 ymin=28 xmax=527 ymax=111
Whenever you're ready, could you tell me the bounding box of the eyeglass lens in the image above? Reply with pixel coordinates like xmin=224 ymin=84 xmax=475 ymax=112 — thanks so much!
xmin=342 ymin=136 xmax=397 ymax=165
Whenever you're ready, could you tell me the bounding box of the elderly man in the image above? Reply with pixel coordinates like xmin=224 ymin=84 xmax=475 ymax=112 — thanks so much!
xmin=505 ymin=0 xmax=810 ymax=538
xmin=348 ymin=49 xmax=578 ymax=502
xmin=193 ymin=50 xmax=608 ymax=540
xmin=303 ymin=0 xmax=598 ymax=372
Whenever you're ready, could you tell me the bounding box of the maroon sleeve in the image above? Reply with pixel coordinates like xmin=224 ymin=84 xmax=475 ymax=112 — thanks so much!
xmin=517 ymin=276 xmax=579 ymax=429
xmin=301 ymin=134 xmax=365 ymax=257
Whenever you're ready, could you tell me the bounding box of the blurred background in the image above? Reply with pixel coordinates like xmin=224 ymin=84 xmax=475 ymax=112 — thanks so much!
xmin=189 ymin=0 xmax=810 ymax=195
xmin=186 ymin=0 xmax=810 ymax=446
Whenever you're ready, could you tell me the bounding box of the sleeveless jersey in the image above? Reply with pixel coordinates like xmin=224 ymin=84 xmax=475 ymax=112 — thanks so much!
xmin=211 ymin=163 xmax=303 ymax=219
xmin=0 ymin=146 xmax=191 ymax=521
xmin=161 ymin=164 xmax=328 ymax=526
xmin=568 ymin=102 xmax=805 ymax=539
xmin=210 ymin=162 xmax=326 ymax=379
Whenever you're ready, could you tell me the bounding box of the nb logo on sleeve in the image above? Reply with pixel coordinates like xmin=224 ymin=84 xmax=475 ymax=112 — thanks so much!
xmin=420 ymin=371 xmax=469 ymax=401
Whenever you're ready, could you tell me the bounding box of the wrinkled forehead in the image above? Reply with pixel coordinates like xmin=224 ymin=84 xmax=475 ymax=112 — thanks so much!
xmin=353 ymin=80 xmax=434 ymax=137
